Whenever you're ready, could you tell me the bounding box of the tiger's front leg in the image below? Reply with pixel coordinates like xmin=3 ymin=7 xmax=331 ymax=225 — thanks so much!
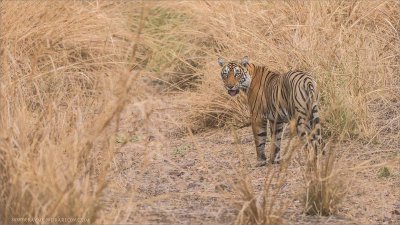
xmin=251 ymin=118 xmax=267 ymax=167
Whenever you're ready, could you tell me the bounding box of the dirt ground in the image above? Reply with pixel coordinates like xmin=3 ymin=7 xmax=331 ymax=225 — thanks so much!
xmin=101 ymin=79 xmax=400 ymax=225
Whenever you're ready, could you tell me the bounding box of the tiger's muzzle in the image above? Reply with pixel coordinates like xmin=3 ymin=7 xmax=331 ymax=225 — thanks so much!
xmin=227 ymin=89 xmax=239 ymax=96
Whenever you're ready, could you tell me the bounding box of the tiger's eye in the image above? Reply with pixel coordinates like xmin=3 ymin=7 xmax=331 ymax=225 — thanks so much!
xmin=221 ymin=68 xmax=229 ymax=78
xmin=234 ymin=68 xmax=241 ymax=77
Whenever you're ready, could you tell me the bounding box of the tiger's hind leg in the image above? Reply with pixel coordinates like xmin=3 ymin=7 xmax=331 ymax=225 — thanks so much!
xmin=296 ymin=106 xmax=323 ymax=159
xmin=295 ymin=115 xmax=309 ymax=140
xmin=295 ymin=115 xmax=317 ymax=160
xmin=269 ymin=120 xmax=284 ymax=164
xmin=310 ymin=104 xmax=323 ymax=155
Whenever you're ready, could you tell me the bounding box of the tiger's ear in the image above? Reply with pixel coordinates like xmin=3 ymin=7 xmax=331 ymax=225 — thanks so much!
xmin=218 ymin=57 xmax=225 ymax=67
xmin=241 ymin=56 xmax=249 ymax=67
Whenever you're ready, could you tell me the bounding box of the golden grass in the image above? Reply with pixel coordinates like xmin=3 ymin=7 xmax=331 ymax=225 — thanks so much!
xmin=0 ymin=1 xmax=144 ymax=223
xmin=1 ymin=0 xmax=399 ymax=224
xmin=301 ymin=143 xmax=346 ymax=216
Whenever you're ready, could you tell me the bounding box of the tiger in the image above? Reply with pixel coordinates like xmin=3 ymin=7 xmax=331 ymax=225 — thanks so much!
xmin=217 ymin=56 xmax=322 ymax=166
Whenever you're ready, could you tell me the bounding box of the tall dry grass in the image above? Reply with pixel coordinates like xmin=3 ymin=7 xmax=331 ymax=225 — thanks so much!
xmin=300 ymin=143 xmax=346 ymax=216
xmin=141 ymin=1 xmax=400 ymax=141
xmin=1 ymin=0 xmax=399 ymax=224
xmin=0 ymin=1 xmax=145 ymax=223
xmin=134 ymin=3 xmax=215 ymax=91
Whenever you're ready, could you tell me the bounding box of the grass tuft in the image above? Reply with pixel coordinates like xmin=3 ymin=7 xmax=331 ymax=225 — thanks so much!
xmin=378 ymin=166 xmax=391 ymax=178
xmin=301 ymin=143 xmax=346 ymax=216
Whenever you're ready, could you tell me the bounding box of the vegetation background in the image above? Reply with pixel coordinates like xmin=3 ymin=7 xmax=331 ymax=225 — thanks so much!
xmin=0 ymin=0 xmax=399 ymax=224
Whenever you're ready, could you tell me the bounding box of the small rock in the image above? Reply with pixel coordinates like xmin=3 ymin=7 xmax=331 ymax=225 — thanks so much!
xmin=148 ymin=135 xmax=155 ymax=141
xmin=182 ymin=160 xmax=196 ymax=169
xmin=215 ymin=183 xmax=230 ymax=192
xmin=392 ymin=209 xmax=400 ymax=215
xmin=187 ymin=182 xmax=200 ymax=189
xmin=168 ymin=170 xmax=184 ymax=177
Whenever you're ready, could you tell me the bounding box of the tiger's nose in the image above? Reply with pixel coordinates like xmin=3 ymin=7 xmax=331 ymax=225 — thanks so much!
xmin=227 ymin=85 xmax=234 ymax=89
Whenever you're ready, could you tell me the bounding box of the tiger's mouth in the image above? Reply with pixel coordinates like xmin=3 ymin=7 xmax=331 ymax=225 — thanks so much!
xmin=228 ymin=89 xmax=239 ymax=96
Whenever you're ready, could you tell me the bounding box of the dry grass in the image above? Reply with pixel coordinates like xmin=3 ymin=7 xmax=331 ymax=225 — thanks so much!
xmin=301 ymin=143 xmax=346 ymax=216
xmin=0 ymin=1 xmax=144 ymax=223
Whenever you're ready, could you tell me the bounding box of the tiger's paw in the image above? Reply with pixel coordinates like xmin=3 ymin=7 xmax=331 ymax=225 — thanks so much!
xmin=256 ymin=160 xmax=267 ymax=167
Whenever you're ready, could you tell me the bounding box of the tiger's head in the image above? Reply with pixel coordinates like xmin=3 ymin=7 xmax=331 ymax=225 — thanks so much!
xmin=217 ymin=56 xmax=252 ymax=97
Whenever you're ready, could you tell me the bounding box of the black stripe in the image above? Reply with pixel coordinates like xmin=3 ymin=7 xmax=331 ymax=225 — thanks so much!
xmin=256 ymin=143 xmax=265 ymax=148
xmin=293 ymin=75 xmax=305 ymax=104
xmin=312 ymin=106 xmax=318 ymax=114
xmin=258 ymin=132 xmax=267 ymax=137
xmin=295 ymin=107 xmax=307 ymax=116
xmin=289 ymin=72 xmax=297 ymax=90
xmin=299 ymin=87 xmax=307 ymax=102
